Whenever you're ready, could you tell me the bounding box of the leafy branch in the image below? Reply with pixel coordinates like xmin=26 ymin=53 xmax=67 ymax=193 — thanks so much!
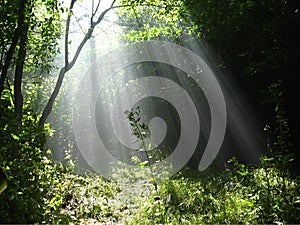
xmin=125 ymin=106 xmax=158 ymax=191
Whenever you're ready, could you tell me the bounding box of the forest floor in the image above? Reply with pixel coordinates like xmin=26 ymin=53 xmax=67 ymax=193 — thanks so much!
xmin=53 ymin=164 xmax=300 ymax=224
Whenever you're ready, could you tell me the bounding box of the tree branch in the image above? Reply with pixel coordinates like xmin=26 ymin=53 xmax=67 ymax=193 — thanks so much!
xmin=39 ymin=0 xmax=128 ymax=126
xmin=0 ymin=0 xmax=27 ymax=98
xmin=65 ymin=0 xmax=76 ymax=66
xmin=91 ymin=0 xmax=101 ymax=24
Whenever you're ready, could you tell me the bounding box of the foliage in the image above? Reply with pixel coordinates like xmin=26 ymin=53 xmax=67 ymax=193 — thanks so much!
xmin=0 ymin=87 xmax=299 ymax=223
xmin=2 ymin=81 xmax=298 ymax=224
xmin=0 ymin=88 xmax=48 ymax=223
xmin=0 ymin=0 xmax=299 ymax=224
xmin=26 ymin=0 xmax=62 ymax=74
xmin=0 ymin=0 xmax=62 ymax=79
xmin=128 ymin=159 xmax=300 ymax=224
xmin=126 ymin=106 xmax=151 ymax=167
xmin=0 ymin=0 xmax=62 ymax=122
xmin=118 ymin=0 xmax=196 ymax=43
xmin=0 ymin=0 xmax=62 ymax=73
xmin=0 ymin=89 xmax=119 ymax=223
xmin=118 ymin=0 xmax=300 ymax=168
xmin=182 ymin=0 xmax=300 ymax=163
xmin=125 ymin=106 xmax=173 ymax=191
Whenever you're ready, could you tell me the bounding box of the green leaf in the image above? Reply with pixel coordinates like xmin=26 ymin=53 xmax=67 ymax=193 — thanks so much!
xmin=49 ymin=197 xmax=56 ymax=205
xmin=139 ymin=161 xmax=149 ymax=167
xmin=11 ymin=133 xmax=20 ymax=140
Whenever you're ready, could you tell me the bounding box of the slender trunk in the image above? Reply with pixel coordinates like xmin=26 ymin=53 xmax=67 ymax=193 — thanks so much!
xmin=39 ymin=27 xmax=94 ymax=126
xmin=0 ymin=43 xmax=5 ymax=67
xmin=14 ymin=24 xmax=29 ymax=120
xmin=39 ymin=1 xmax=118 ymax=126
xmin=39 ymin=0 xmax=76 ymax=126
xmin=0 ymin=0 xmax=27 ymax=97
xmin=39 ymin=66 xmax=66 ymax=125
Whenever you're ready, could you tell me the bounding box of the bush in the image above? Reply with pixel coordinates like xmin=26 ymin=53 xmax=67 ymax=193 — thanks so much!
xmin=128 ymin=159 xmax=300 ymax=224
xmin=0 ymin=94 xmax=120 ymax=223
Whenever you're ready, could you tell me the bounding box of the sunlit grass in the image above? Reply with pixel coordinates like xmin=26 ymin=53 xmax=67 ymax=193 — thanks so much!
xmin=36 ymin=158 xmax=300 ymax=224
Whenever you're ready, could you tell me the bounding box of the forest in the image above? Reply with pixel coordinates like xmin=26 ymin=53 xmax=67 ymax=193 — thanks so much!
xmin=0 ymin=0 xmax=300 ymax=224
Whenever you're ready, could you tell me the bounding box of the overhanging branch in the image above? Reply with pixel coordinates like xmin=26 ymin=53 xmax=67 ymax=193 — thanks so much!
xmin=39 ymin=1 xmax=133 ymax=126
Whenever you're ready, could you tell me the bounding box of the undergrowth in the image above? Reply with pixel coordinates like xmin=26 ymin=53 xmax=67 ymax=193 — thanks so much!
xmin=1 ymin=145 xmax=299 ymax=224
xmin=0 ymin=86 xmax=300 ymax=224
xmin=128 ymin=161 xmax=300 ymax=224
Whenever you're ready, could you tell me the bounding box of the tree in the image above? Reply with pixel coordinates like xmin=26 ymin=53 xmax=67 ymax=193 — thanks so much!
xmin=0 ymin=0 xmax=61 ymax=119
xmin=39 ymin=0 xmax=133 ymax=126
xmin=116 ymin=0 xmax=300 ymax=170
xmin=0 ymin=0 xmax=28 ymax=119
xmin=183 ymin=0 xmax=300 ymax=169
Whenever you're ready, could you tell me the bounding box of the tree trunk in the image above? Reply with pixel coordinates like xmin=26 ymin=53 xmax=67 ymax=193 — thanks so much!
xmin=0 ymin=0 xmax=27 ymax=98
xmin=14 ymin=24 xmax=29 ymax=120
xmin=39 ymin=1 xmax=118 ymax=126
xmin=39 ymin=28 xmax=94 ymax=126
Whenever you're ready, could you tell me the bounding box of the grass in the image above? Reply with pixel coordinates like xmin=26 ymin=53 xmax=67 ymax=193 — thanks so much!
xmin=1 ymin=151 xmax=300 ymax=224
xmin=0 ymin=106 xmax=299 ymax=224
xmin=3 ymin=156 xmax=299 ymax=224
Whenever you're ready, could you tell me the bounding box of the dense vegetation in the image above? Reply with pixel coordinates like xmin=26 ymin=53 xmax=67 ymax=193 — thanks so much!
xmin=0 ymin=0 xmax=299 ymax=224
